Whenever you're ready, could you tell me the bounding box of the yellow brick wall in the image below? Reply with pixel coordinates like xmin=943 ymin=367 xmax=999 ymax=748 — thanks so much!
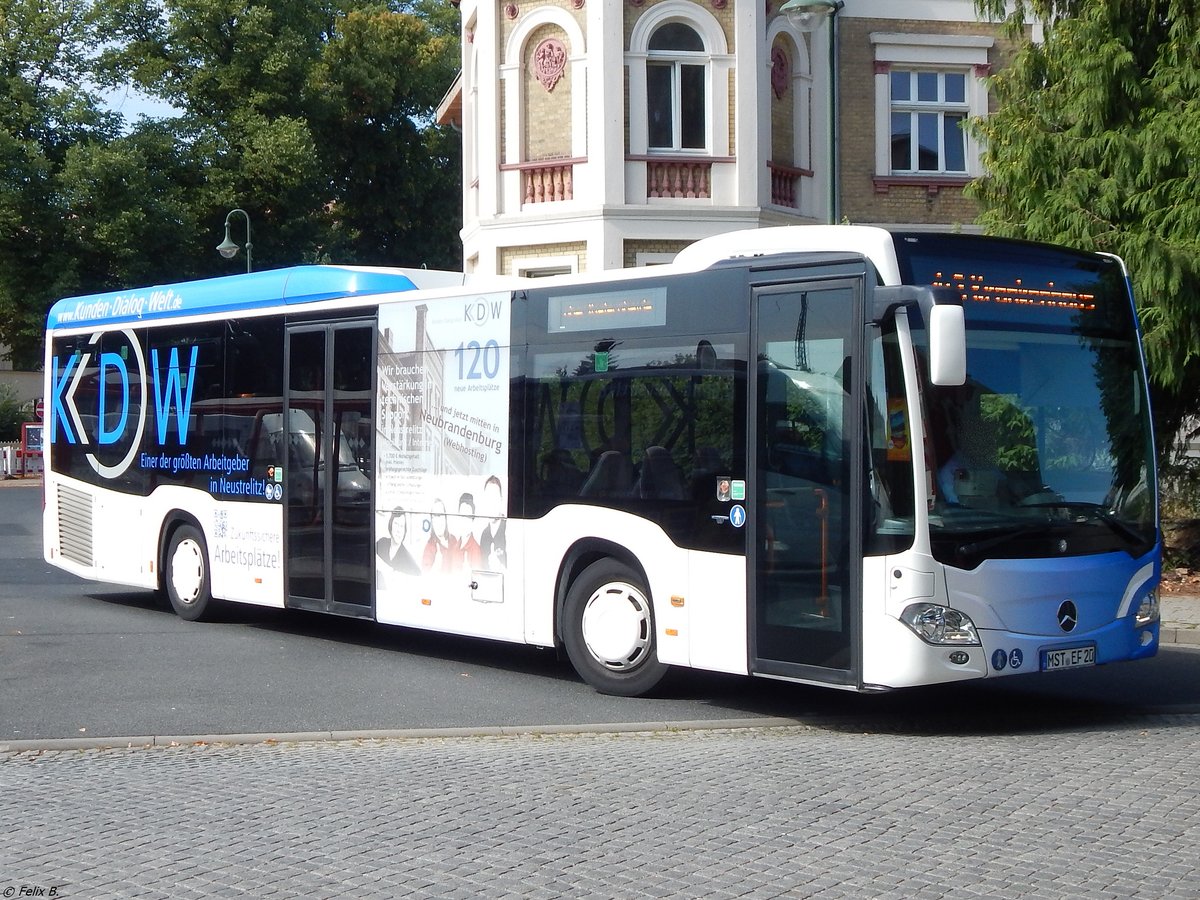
xmin=500 ymin=241 xmax=588 ymax=274
xmin=728 ymin=68 xmax=736 ymax=157
xmin=524 ymin=23 xmax=573 ymax=160
xmin=770 ymin=37 xmax=795 ymax=166
xmin=624 ymin=70 xmax=631 ymax=154
xmin=622 ymin=239 xmax=693 ymax=269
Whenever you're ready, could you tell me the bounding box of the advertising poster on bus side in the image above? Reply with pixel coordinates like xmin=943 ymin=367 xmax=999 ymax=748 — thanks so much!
xmin=373 ymin=292 xmax=516 ymax=636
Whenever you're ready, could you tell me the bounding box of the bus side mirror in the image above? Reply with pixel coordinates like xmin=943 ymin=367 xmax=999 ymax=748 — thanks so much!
xmin=871 ymin=284 xmax=965 ymax=385
xmin=928 ymin=305 xmax=966 ymax=386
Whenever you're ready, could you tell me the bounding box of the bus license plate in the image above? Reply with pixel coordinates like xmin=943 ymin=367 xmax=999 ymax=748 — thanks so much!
xmin=1042 ymin=645 xmax=1096 ymax=672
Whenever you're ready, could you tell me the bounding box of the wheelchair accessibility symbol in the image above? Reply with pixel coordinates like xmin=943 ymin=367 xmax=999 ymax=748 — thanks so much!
xmin=729 ymin=505 xmax=746 ymax=528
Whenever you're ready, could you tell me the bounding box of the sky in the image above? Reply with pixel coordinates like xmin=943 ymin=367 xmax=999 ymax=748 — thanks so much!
xmin=99 ymin=85 xmax=180 ymax=123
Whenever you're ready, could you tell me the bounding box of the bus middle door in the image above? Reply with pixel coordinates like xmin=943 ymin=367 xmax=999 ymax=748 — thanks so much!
xmin=284 ymin=321 xmax=376 ymax=616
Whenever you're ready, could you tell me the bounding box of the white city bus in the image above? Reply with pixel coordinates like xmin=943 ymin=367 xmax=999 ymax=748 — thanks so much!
xmin=43 ymin=226 xmax=1161 ymax=695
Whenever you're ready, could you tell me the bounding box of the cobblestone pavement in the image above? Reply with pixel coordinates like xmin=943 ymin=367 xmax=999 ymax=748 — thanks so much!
xmin=3 ymin=718 xmax=1199 ymax=899
xmin=1161 ymin=594 xmax=1200 ymax=645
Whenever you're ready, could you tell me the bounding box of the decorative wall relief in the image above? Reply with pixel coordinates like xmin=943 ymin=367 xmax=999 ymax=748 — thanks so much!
xmin=771 ymin=46 xmax=791 ymax=99
xmin=533 ymin=38 xmax=568 ymax=93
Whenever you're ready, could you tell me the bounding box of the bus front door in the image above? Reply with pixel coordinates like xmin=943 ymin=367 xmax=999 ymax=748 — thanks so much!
xmin=750 ymin=280 xmax=863 ymax=687
xmin=284 ymin=322 xmax=376 ymax=616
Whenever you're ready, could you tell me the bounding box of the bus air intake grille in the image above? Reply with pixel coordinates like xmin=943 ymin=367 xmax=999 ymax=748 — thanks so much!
xmin=57 ymin=484 xmax=95 ymax=567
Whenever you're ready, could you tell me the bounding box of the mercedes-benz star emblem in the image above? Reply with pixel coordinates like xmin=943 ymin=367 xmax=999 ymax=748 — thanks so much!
xmin=1057 ymin=600 xmax=1078 ymax=633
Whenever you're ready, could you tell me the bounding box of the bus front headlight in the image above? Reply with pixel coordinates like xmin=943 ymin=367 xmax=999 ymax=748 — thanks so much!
xmin=1134 ymin=589 xmax=1160 ymax=626
xmin=901 ymin=603 xmax=981 ymax=645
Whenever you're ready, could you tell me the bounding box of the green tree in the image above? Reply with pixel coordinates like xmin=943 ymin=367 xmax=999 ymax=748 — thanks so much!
xmin=0 ymin=0 xmax=112 ymax=367
xmin=59 ymin=124 xmax=209 ymax=289
xmin=0 ymin=383 xmax=22 ymax=441
xmin=970 ymin=0 xmax=1200 ymax=454
xmin=0 ymin=0 xmax=212 ymax=368
xmin=98 ymin=0 xmax=462 ymax=271
xmin=0 ymin=0 xmax=461 ymax=369
xmin=309 ymin=4 xmax=461 ymax=265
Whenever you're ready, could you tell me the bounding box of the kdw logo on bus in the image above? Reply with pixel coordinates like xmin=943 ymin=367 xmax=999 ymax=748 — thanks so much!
xmin=50 ymin=328 xmax=199 ymax=479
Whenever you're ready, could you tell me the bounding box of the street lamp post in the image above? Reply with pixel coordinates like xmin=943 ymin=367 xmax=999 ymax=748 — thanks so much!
xmin=780 ymin=0 xmax=844 ymax=224
xmin=216 ymin=208 xmax=253 ymax=273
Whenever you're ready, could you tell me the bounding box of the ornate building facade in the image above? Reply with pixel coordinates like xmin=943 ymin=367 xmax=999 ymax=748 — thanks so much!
xmin=437 ymin=0 xmax=1019 ymax=276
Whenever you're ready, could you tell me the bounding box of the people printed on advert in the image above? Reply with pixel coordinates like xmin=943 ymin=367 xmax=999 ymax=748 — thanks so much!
xmin=376 ymin=507 xmax=420 ymax=577
xmin=456 ymin=492 xmax=484 ymax=571
xmin=421 ymin=498 xmax=455 ymax=574
xmin=480 ymin=475 xmax=507 ymax=570
xmin=377 ymin=477 xmax=508 ymax=585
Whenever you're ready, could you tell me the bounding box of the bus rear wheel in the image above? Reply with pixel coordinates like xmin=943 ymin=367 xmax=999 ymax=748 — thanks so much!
xmin=164 ymin=524 xmax=215 ymax=622
xmin=563 ymin=559 xmax=668 ymax=697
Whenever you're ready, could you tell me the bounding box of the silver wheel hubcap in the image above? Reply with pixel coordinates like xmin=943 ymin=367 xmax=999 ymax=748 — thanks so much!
xmin=580 ymin=581 xmax=652 ymax=671
xmin=170 ymin=539 xmax=204 ymax=605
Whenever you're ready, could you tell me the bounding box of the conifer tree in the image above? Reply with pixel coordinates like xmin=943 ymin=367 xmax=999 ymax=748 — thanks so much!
xmin=972 ymin=0 xmax=1200 ymax=452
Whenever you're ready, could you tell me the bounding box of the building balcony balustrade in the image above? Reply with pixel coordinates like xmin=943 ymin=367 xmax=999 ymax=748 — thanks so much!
xmin=767 ymin=161 xmax=813 ymax=209
xmin=499 ymin=158 xmax=584 ymax=204
xmin=635 ymin=156 xmax=713 ymax=199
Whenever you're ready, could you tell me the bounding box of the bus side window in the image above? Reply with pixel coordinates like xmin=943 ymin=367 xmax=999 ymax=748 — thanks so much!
xmin=580 ymin=450 xmax=634 ymax=498
xmin=540 ymin=448 xmax=585 ymax=495
xmin=689 ymin=445 xmax=725 ymax=500
xmin=634 ymin=446 xmax=685 ymax=500
xmin=527 ymin=341 xmax=738 ymax=521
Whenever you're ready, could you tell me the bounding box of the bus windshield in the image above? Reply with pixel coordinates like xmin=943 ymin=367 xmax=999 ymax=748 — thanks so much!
xmin=896 ymin=233 xmax=1157 ymax=568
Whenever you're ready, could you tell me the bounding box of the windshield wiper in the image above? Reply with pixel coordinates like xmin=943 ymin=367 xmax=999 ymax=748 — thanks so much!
xmin=1016 ymin=500 xmax=1147 ymax=545
xmin=954 ymin=521 xmax=1051 ymax=558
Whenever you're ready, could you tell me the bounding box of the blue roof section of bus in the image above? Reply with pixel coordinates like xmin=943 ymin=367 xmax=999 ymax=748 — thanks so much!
xmin=46 ymin=265 xmax=450 ymax=329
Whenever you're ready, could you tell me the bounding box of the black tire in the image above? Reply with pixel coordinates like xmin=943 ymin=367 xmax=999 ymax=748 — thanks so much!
xmin=164 ymin=524 xmax=216 ymax=622
xmin=562 ymin=559 xmax=668 ymax=696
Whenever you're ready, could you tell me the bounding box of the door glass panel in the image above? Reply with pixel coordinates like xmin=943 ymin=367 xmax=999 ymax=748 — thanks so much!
xmin=287 ymin=330 xmax=327 ymax=600
xmin=755 ymin=287 xmax=853 ymax=670
xmin=330 ymin=327 xmax=374 ymax=606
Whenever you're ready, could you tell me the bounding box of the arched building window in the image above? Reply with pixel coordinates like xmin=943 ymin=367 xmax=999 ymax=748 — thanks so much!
xmin=646 ymin=22 xmax=706 ymax=152
xmin=627 ymin=3 xmax=730 ymax=159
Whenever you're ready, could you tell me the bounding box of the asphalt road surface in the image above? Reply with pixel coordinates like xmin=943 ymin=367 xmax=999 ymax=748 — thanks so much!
xmin=4 ymin=483 xmax=1199 ymax=743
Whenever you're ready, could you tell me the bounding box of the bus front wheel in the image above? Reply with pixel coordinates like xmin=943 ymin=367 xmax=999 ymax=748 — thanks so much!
xmin=563 ymin=559 xmax=668 ymax=697
xmin=164 ymin=524 xmax=215 ymax=622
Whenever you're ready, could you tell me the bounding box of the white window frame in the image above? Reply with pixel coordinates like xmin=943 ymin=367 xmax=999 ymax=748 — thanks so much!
xmin=646 ymin=25 xmax=709 ymax=153
xmin=512 ymin=255 xmax=579 ymax=278
xmin=634 ymin=251 xmax=678 ymax=267
xmin=871 ymin=33 xmax=993 ymax=180
xmin=889 ymin=69 xmax=970 ymax=174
